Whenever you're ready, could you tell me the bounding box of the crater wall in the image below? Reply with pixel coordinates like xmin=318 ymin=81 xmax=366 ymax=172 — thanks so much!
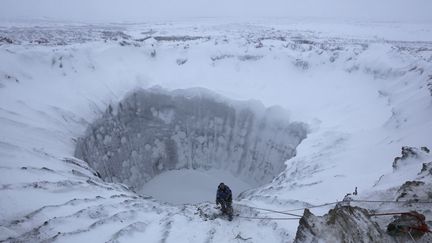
xmin=75 ymin=88 xmax=308 ymax=190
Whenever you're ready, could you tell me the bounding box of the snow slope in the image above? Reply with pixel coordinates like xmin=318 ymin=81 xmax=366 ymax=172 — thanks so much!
xmin=1 ymin=19 xmax=432 ymax=242
xmin=139 ymin=169 xmax=253 ymax=205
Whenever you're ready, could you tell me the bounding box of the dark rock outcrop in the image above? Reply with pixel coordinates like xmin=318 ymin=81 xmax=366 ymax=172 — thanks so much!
xmin=393 ymin=146 xmax=430 ymax=170
xmin=421 ymin=147 xmax=430 ymax=153
xmin=0 ymin=36 xmax=13 ymax=44
xmin=387 ymin=211 xmax=429 ymax=239
xmin=294 ymin=206 xmax=432 ymax=243
xmin=294 ymin=206 xmax=393 ymax=243
xmin=396 ymin=181 xmax=428 ymax=202
xmin=393 ymin=146 xmax=418 ymax=170
xmin=427 ymin=79 xmax=432 ymax=97
xmin=419 ymin=162 xmax=432 ymax=176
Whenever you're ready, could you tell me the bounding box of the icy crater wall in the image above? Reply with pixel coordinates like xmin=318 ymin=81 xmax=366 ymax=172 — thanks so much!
xmin=75 ymin=88 xmax=307 ymax=190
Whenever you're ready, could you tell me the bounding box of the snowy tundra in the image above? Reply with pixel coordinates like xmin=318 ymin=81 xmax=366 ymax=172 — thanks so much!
xmin=0 ymin=19 xmax=432 ymax=242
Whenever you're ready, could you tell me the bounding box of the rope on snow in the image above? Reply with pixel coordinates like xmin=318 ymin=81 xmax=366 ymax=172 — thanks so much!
xmin=234 ymin=203 xmax=303 ymax=217
xmin=353 ymin=200 xmax=432 ymax=204
xmin=236 ymin=215 xmax=301 ymax=220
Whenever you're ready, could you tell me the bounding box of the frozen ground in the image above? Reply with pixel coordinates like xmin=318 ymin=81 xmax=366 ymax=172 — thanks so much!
xmin=140 ymin=169 xmax=252 ymax=205
xmin=1 ymin=19 xmax=432 ymax=242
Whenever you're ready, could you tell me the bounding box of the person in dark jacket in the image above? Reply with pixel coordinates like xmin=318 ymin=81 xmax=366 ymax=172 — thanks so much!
xmin=216 ymin=182 xmax=233 ymax=221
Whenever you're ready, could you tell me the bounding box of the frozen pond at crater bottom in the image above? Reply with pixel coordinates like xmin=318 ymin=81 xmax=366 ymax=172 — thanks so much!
xmin=138 ymin=169 xmax=254 ymax=205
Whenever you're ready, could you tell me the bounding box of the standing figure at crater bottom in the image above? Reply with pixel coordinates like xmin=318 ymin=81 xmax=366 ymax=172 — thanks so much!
xmin=216 ymin=182 xmax=233 ymax=221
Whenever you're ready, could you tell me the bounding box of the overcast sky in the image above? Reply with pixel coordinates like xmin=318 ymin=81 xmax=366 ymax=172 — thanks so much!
xmin=1 ymin=0 xmax=432 ymax=22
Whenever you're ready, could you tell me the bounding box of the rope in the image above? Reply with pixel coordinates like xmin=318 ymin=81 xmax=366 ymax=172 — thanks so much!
xmin=237 ymin=215 xmax=301 ymax=221
xmin=407 ymin=231 xmax=417 ymax=243
xmin=210 ymin=198 xmax=432 ymax=222
xmin=221 ymin=199 xmax=432 ymax=228
xmin=353 ymin=200 xmax=432 ymax=204
xmin=281 ymin=201 xmax=340 ymax=212
xmin=368 ymin=212 xmax=415 ymax=217
xmin=234 ymin=203 xmax=303 ymax=217
xmin=245 ymin=199 xmax=432 ymax=215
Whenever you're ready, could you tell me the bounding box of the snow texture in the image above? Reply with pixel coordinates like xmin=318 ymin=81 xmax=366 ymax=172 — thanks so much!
xmin=1 ymin=20 xmax=432 ymax=242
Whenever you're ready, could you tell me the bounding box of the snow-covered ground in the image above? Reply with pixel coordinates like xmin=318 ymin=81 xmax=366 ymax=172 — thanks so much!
xmin=140 ymin=169 xmax=252 ymax=205
xmin=1 ymin=19 xmax=432 ymax=242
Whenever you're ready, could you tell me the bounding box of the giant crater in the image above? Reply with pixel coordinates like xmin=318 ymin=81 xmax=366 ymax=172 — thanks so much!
xmin=75 ymin=87 xmax=308 ymax=203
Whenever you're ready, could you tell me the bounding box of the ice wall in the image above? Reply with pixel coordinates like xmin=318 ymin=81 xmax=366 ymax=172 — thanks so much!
xmin=75 ymin=88 xmax=307 ymax=191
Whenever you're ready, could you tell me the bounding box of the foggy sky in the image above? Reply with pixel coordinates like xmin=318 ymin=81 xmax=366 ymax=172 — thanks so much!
xmin=1 ymin=0 xmax=432 ymax=22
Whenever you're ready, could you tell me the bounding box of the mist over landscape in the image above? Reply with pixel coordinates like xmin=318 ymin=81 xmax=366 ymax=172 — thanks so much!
xmin=2 ymin=0 xmax=432 ymax=22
